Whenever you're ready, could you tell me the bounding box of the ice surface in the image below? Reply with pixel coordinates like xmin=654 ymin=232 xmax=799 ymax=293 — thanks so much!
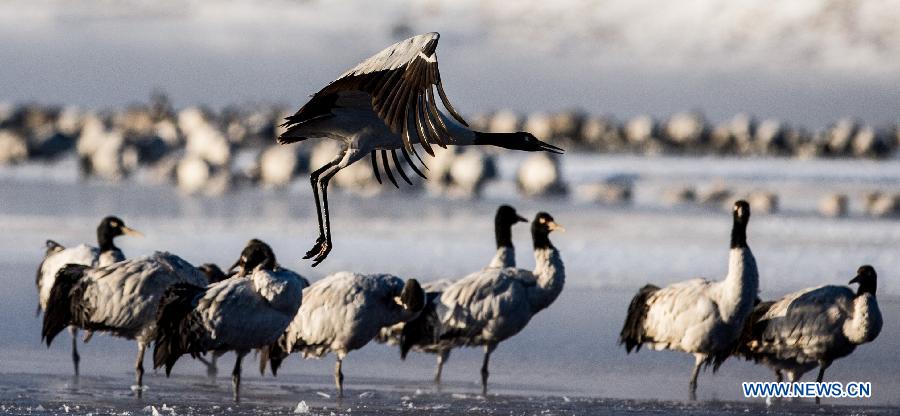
xmin=2 ymin=160 xmax=899 ymax=414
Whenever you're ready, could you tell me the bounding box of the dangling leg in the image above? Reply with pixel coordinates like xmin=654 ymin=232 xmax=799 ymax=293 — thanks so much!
xmin=232 ymin=351 xmax=246 ymax=402
xmin=135 ymin=342 xmax=147 ymax=398
xmin=334 ymin=357 xmax=345 ymax=398
xmin=309 ymin=149 xmax=362 ymax=266
xmin=304 ymin=155 xmax=342 ymax=260
xmin=434 ymin=349 xmax=450 ymax=385
xmin=480 ymin=344 xmax=496 ymax=396
xmin=814 ymin=361 xmax=831 ymax=404
xmin=70 ymin=327 xmax=80 ymax=378
xmin=689 ymin=353 xmax=705 ymax=401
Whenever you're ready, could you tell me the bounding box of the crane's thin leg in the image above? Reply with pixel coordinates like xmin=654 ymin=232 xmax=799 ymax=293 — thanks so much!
xmin=304 ymin=156 xmax=341 ymax=260
xmin=787 ymin=370 xmax=800 ymax=383
xmin=434 ymin=349 xmax=450 ymax=385
xmin=309 ymin=149 xmax=360 ymax=266
xmin=689 ymin=353 xmax=704 ymax=401
xmin=775 ymin=370 xmax=783 ymax=383
xmin=232 ymin=352 xmax=246 ymax=402
xmin=815 ymin=361 xmax=830 ymax=404
xmin=197 ymin=355 xmax=217 ymax=380
xmin=70 ymin=327 xmax=80 ymax=378
xmin=334 ymin=357 xmax=344 ymax=398
xmin=135 ymin=342 xmax=146 ymax=398
xmin=480 ymin=344 xmax=496 ymax=396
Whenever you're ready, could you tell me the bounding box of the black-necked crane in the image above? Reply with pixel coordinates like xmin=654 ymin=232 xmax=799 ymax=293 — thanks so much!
xmin=266 ymin=272 xmax=425 ymax=398
xmin=430 ymin=212 xmax=565 ymax=395
xmin=41 ymin=252 xmax=207 ymax=396
xmin=153 ymin=239 xmax=308 ymax=401
xmin=737 ymin=265 xmax=882 ymax=403
xmin=377 ymin=204 xmax=528 ymax=384
xmin=619 ymin=200 xmax=758 ymax=400
xmin=277 ymin=32 xmax=563 ymax=266
xmin=35 ymin=215 xmax=143 ymax=376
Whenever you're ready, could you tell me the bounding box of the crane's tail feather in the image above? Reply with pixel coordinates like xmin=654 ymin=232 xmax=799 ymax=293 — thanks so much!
xmin=619 ymin=284 xmax=660 ymax=353
xmin=41 ymin=264 xmax=90 ymax=346
xmin=381 ymin=150 xmax=399 ymax=188
xmin=152 ymin=283 xmax=206 ymax=376
xmin=391 ymin=150 xmax=413 ymax=185
xmin=733 ymin=299 xmax=776 ymax=363
xmin=400 ymin=147 xmax=428 ymax=179
xmin=370 ymin=151 xmax=383 ymax=184
xmin=400 ymin=292 xmax=443 ymax=360
xmin=264 ymin=335 xmax=291 ymax=377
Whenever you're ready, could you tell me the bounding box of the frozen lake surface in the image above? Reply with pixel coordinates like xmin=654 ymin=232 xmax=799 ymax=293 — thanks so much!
xmin=1 ymin=156 xmax=898 ymax=414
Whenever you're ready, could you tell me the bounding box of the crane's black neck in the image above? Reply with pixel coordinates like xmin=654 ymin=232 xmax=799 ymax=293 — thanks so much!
xmin=532 ymin=225 xmax=554 ymax=250
xmin=97 ymin=228 xmax=118 ymax=253
xmin=730 ymin=216 xmax=747 ymax=249
xmin=496 ymin=219 xmax=514 ymax=249
xmin=857 ymin=281 xmax=877 ymax=296
xmin=474 ymin=131 xmax=527 ymax=150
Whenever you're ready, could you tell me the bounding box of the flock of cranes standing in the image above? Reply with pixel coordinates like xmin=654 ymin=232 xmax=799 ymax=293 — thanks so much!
xmin=36 ymin=206 xmax=563 ymax=401
xmin=32 ymin=31 xmax=883 ymax=405
xmin=35 ymin=202 xmax=882 ymax=403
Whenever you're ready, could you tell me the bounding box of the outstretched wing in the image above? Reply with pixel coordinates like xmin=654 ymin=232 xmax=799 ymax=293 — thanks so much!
xmin=280 ymin=32 xmax=467 ymax=157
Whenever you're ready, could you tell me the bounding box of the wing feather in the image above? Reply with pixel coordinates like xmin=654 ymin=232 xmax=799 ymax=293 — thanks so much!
xmin=279 ymin=32 xmax=466 ymax=160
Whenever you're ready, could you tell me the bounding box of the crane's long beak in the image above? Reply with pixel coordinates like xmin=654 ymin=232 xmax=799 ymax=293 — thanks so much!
xmin=120 ymin=226 xmax=144 ymax=237
xmin=849 ymin=274 xmax=861 ymax=285
xmin=516 ymin=214 xmax=528 ymax=223
xmin=229 ymin=257 xmax=244 ymax=276
xmin=536 ymin=139 xmax=564 ymax=154
xmin=547 ymin=221 xmax=565 ymax=232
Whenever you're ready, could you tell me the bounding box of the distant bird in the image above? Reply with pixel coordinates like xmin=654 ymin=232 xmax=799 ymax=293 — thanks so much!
xmin=153 ymin=240 xmax=308 ymax=401
xmin=41 ymin=252 xmax=207 ymax=396
xmin=737 ymin=265 xmax=882 ymax=403
xmin=619 ymin=200 xmax=758 ymax=400
xmin=35 ymin=215 xmax=143 ymax=376
xmin=430 ymin=212 xmax=565 ymax=395
xmin=377 ymin=205 xmax=528 ymax=384
xmin=277 ymin=32 xmax=563 ymax=266
xmin=266 ymin=272 xmax=425 ymax=397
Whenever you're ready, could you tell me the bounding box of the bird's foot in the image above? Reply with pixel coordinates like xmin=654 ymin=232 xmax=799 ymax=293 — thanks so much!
xmin=308 ymin=240 xmax=332 ymax=267
xmin=303 ymin=236 xmax=327 ymax=260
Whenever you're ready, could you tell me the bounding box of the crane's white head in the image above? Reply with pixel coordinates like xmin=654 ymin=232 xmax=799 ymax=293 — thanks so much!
xmin=231 ymin=239 xmax=277 ymax=277
xmin=395 ymin=278 xmax=426 ymax=313
xmin=850 ymin=265 xmax=877 ymax=296
xmin=532 ymin=212 xmax=564 ymax=249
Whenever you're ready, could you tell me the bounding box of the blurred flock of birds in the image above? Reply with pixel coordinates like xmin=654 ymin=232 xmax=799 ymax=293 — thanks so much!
xmin=2 ymin=93 xmax=900 ymax=218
